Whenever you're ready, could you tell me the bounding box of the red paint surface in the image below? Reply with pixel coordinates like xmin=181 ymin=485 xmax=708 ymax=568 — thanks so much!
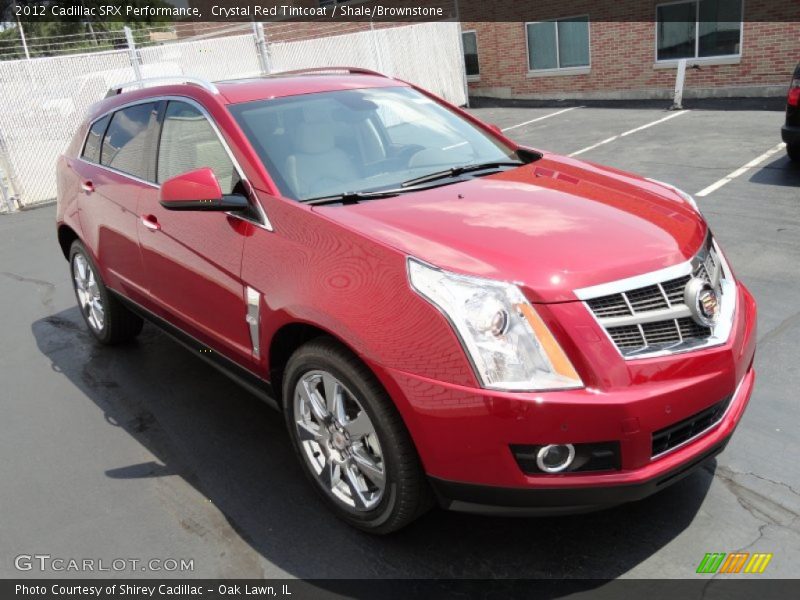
xmin=159 ymin=167 xmax=222 ymax=205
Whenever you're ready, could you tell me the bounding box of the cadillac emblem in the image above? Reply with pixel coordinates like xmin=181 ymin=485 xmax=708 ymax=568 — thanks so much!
xmin=684 ymin=277 xmax=720 ymax=327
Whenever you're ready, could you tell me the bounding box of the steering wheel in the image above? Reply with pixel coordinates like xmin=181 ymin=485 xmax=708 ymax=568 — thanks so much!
xmin=308 ymin=175 xmax=350 ymax=196
xmin=396 ymin=144 xmax=426 ymax=166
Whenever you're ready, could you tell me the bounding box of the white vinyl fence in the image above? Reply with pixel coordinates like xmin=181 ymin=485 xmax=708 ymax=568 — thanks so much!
xmin=0 ymin=22 xmax=467 ymax=213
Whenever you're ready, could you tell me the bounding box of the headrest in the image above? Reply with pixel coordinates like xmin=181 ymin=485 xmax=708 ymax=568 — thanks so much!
xmin=295 ymin=121 xmax=335 ymax=155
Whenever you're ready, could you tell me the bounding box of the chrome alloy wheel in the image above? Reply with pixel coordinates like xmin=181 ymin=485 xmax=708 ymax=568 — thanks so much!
xmin=294 ymin=370 xmax=385 ymax=511
xmin=72 ymin=253 xmax=104 ymax=332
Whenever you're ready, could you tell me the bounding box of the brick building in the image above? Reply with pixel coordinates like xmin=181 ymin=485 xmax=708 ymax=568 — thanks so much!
xmin=461 ymin=0 xmax=800 ymax=100
xmin=183 ymin=0 xmax=799 ymax=101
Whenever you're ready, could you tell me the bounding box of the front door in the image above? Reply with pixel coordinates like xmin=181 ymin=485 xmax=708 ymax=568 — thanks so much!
xmin=137 ymin=100 xmax=254 ymax=366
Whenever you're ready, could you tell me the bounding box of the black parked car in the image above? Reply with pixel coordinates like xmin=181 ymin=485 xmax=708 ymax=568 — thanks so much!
xmin=783 ymin=63 xmax=800 ymax=162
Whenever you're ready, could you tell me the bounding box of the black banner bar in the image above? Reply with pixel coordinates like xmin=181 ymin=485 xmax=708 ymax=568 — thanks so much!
xmin=3 ymin=579 xmax=800 ymax=600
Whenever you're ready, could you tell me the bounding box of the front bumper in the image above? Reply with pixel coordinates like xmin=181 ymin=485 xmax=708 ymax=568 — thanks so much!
xmin=371 ymin=284 xmax=757 ymax=514
xmin=430 ymin=433 xmax=732 ymax=515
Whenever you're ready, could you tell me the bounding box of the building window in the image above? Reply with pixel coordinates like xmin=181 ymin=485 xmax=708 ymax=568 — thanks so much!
xmin=656 ymin=0 xmax=743 ymax=61
xmin=526 ymin=16 xmax=590 ymax=72
xmin=462 ymin=31 xmax=479 ymax=80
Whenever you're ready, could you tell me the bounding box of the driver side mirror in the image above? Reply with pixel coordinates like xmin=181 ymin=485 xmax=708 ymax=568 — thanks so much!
xmin=159 ymin=167 xmax=249 ymax=212
xmin=487 ymin=123 xmax=502 ymax=135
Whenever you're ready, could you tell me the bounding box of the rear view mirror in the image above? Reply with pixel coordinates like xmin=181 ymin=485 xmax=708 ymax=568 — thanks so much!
xmin=488 ymin=123 xmax=502 ymax=135
xmin=159 ymin=168 xmax=248 ymax=212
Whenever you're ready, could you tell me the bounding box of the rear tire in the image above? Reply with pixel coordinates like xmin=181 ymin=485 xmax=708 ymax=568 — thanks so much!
xmin=282 ymin=337 xmax=433 ymax=534
xmin=787 ymin=144 xmax=800 ymax=163
xmin=69 ymin=240 xmax=143 ymax=345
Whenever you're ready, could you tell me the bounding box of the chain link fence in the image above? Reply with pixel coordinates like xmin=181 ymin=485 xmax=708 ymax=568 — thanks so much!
xmin=0 ymin=21 xmax=466 ymax=213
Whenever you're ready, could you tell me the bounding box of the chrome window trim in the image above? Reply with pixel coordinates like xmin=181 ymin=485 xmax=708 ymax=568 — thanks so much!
xmin=80 ymin=94 xmax=273 ymax=232
xmin=575 ymin=237 xmax=737 ymax=360
xmin=74 ymin=156 xmax=160 ymax=189
xmin=650 ymin=370 xmax=746 ymax=461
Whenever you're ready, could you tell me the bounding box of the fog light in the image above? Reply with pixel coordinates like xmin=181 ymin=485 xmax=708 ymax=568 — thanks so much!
xmin=535 ymin=444 xmax=576 ymax=473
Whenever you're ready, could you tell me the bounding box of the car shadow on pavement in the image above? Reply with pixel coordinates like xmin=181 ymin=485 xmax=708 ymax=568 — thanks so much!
xmin=32 ymin=307 xmax=715 ymax=580
xmin=749 ymin=153 xmax=800 ymax=188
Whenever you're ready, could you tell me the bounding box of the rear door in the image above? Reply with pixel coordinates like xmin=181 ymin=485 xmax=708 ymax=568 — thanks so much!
xmin=137 ymin=99 xmax=255 ymax=366
xmin=73 ymin=102 xmax=160 ymax=304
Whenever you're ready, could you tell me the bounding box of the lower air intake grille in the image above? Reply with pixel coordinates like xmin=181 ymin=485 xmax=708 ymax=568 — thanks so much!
xmin=651 ymin=394 xmax=733 ymax=457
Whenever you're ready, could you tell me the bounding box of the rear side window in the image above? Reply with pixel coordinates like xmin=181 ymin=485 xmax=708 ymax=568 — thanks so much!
xmin=157 ymin=101 xmax=240 ymax=195
xmin=100 ymin=102 xmax=158 ymax=180
xmin=82 ymin=115 xmax=110 ymax=164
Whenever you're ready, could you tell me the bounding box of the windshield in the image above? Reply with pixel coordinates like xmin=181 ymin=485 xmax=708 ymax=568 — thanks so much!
xmin=228 ymin=86 xmax=517 ymax=201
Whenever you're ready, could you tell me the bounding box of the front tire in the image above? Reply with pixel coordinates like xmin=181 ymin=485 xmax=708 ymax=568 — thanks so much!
xmin=787 ymin=144 xmax=800 ymax=163
xmin=69 ymin=241 xmax=143 ymax=344
xmin=282 ymin=337 xmax=432 ymax=534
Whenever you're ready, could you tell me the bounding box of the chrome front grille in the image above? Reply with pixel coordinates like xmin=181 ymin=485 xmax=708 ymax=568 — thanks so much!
xmin=576 ymin=236 xmax=735 ymax=359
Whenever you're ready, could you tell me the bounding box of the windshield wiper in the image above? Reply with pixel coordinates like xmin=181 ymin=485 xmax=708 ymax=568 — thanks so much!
xmin=400 ymin=161 xmax=524 ymax=187
xmin=302 ymin=189 xmax=403 ymax=206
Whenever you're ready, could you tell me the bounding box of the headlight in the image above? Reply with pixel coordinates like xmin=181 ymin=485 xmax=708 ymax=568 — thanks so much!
xmin=407 ymin=258 xmax=583 ymax=392
xmin=646 ymin=178 xmax=701 ymax=213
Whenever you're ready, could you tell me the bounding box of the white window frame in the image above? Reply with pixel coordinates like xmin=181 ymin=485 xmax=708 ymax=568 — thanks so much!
xmin=654 ymin=0 xmax=744 ymax=67
xmin=462 ymin=30 xmax=480 ymax=82
xmin=525 ymin=15 xmax=591 ymax=77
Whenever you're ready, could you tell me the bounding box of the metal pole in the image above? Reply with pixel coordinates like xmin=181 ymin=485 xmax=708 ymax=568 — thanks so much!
xmin=369 ymin=20 xmax=385 ymax=74
xmin=79 ymin=0 xmax=99 ymax=46
xmin=672 ymin=58 xmax=687 ymax=110
xmin=124 ymin=26 xmax=143 ymax=86
xmin=0 ymin=159 xmax=10 ymax=212
xmin=0 ymin=141 xmax=22 ymax=212
xmin=15 ymin=14 xmax=30 ymax=60
xmin=253 ymin=22 xmax=271 ymax=76
xmin=453 ymin=0 xmax=470 ymax=107
xmin=86 ymin=22 xmax=99 ymax=47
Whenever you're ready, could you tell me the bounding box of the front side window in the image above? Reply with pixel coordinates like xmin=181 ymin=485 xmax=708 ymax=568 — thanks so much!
xmin=81 ymin=115 xmax=110 ymax=164
xmin=229 ymin=86 xmax=517 ymax=201
xmin=157 ymin=101 xmax=240 ymax=195
xmin=526 ymin=17 xmax=590 ymax=71
xmin=100 ymin=102 xmax=158 ymax=180
xmin=656 ymin=0 xmax=742 ymax=61
xmin=462 ymin=31 xmax=480 ymax=78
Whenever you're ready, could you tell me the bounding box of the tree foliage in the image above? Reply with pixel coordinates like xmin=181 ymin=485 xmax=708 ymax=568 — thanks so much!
xmin=0 ymin=0 xmax=176 ymax=60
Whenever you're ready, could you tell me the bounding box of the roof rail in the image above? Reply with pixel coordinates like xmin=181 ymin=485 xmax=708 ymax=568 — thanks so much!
xmin=105 ymin=76 xmax=219 ymax=98
xmin=267 ymin=67 xmax=389 ymax=78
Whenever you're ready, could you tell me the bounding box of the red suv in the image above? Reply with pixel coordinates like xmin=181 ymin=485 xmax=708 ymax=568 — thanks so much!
xmin=56 ymin=69 xmax=756 ymax=533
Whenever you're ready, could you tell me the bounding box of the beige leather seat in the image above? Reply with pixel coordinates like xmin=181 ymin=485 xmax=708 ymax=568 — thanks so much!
xmin=285 ymin=121 xmax=359 ymax=199
xmin=158 ymin=115 xmax=238 ymax=194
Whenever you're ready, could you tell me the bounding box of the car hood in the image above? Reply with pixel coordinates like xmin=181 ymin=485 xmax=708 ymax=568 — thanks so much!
xmin=313 ymin=154 xmax=707 ymax=302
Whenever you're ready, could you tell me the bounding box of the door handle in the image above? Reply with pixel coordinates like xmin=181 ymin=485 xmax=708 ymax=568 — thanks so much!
xmin=81 ymin=180 xmax=94 ymax=193
xmin=141 ymin=214 xmax=160 ymax=231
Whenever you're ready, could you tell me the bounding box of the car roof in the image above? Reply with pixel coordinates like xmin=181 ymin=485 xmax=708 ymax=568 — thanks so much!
xmin=86 ymin=71 xmax=411 ymax=124
xmin=214 ymin=73 xmax=408 ymax=104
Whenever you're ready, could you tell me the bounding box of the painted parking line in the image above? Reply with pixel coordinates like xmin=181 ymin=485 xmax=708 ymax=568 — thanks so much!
xmin=501 ymin=107 xmax=580 ymax=132
xmin=695 ymin=142 xmax=787 ymax=197
xmin=568 ymin=110 xmax=690 ymax=157
xmin=444 ymin=107 xmax=581 ymax=150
